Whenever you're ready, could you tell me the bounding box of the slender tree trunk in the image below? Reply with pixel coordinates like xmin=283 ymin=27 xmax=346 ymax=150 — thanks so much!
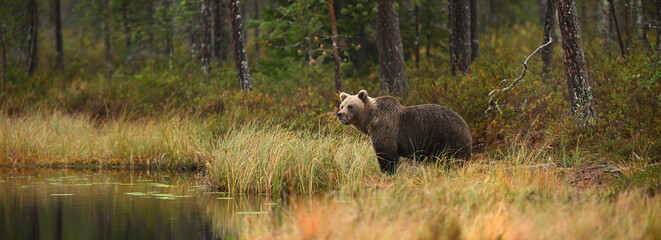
xmin=624 ymin=0 xmax=631 ymax=55
xmin=253 ymin=0 xmax=260 ymax=58
xmin=188 ymin=0 xmax=200 ymax=60
xmin=375 ymin=0 xmax=408 ymax=95
xmin=657 ymin=1 xmax=661 ymax=57
xmin=470 ymin=0 xmax=479 ymax=61
xmin=541 ymin=0 xmax=556 ymax=80
xmin=146 ymin=1 xmax=154 ymax=53
xmin=539 ymin=0 xmax=547 ymax=25
xmin=414 ymin=5 xmax=420 ymax=69
xmin=122 ymin=1 xmax=131 ymax=49
xmin=163 ymin=0 xmax=174 ymax=70
xmin=1 ymin=23 xmax=6 ymax=88
xmin=212 ymin=0 xmax=229 ymax=64
xmin=640 ymin=0 xmax=652 ymax=55
xmin=27 ymin=0 xmax=38 ymax=75
xmin=229 ymin=0 xmax=251 ymax=90
xmin=104 ymin=0 xmax=112 ymax=82
xmin=449 ymin=0 xmax=471 ymax=75
xmin=557 ymin=0 xmax=597 ymax=127
xmin=53 ymin=0 xmax=63 ymax=69
xmin=598 ymin=0 xmax=614 ymax=51
xmin=200 ymin=0 xmax=211 ymax=74
xmin=327 ymin=0 xmax=342 ymax=92
xmin=607 ymin=0 xmax=626 ymax=57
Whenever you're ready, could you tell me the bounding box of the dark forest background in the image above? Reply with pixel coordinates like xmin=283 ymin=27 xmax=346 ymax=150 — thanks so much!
xmin=1 ymin=0 xmax=660 ymax=165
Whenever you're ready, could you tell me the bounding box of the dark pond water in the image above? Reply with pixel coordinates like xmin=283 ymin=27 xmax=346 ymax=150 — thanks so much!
xmin=0 ymin=168 xmax=282 ymax=240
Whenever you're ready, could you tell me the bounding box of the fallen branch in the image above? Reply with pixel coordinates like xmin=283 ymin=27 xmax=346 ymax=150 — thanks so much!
xmin=484 ymin=39 xmax=553 ymax=118
xmin=604 ymin=162 xmax=661 ymax=174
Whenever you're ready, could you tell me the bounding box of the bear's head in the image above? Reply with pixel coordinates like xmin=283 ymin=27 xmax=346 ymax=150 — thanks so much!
xmin=337 ymin=90 xmax=372 ymax=126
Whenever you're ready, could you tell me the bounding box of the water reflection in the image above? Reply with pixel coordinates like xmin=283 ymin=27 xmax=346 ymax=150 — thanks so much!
xmin=0 ymin=168 xmax=283 ymax=240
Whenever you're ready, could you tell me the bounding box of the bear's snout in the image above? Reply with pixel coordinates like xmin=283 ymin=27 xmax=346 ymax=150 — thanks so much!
xmin=337 ymin=112 xmax=348 ymax=124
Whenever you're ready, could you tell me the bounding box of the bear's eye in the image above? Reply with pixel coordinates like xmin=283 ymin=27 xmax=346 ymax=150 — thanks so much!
xmin=348 ymin=105 xmax=353 ymax=110
xmin=340 ymin=106 xmax=344 ymax=109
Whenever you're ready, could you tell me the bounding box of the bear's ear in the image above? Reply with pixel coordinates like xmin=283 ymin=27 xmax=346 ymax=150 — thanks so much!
xmin=339 ymin=92 xmax=349 ymax=102
xmin=357 ymin=90 xmax=368 ymax=101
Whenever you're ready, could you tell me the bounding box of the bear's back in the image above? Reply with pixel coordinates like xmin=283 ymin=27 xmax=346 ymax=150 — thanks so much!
xmin=397 ymin=104 xmax=472 ymax=160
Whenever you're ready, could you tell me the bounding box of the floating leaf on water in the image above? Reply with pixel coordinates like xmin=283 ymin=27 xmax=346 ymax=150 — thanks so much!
xmin=11 ymin=176 xmax=32 ymax=179
xmin=209 ymin=192 xmax=229 ymax=194
xmin=135 ymin=179 xmax=154 ymax=182
xmin=0 ymin=180 xmax=5 ymax=183
xmin=236 ymin=211 xmax=268 ymax=215
xmin=150 ymin=183 xmax=174 ymax=188
xmin=51 ymin=194 xmax=74 ymax=196
xmin=19 ymin=186 xmax=28 ymax=189
xmin=156 ymin=197 xmax=176 ymax=200
xmin=174 ymin=195 xmax=193 ymax=198
xmin=152 ymin=194 xmax=175 ymax=198
xmin=217 ymin=197 xmax=234 ymax=200
xmin=73 ymin=183 xmax=93 ymax=186
xmin=265 ymin=202 xmax=278 ymax=206
xmin=119 ymin=183 xmax=138 ymax=186
xmin=124 ymin=192 xmax=148 ymax=196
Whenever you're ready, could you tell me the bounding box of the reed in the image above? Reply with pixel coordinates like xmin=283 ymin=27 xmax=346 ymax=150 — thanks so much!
xmin=0 ymin=110 xmax=210 ymax=168
xmin=205 ymin=123 xmax=375 ymax=195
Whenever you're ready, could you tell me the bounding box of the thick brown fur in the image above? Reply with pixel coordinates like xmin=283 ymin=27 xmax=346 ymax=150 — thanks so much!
xmin=338 ymin=90 xmax=472 ymax=174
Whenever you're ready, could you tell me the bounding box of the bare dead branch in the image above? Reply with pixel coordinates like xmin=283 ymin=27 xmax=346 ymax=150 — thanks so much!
xmin=484 ymin=38 xmax=553 ymax=118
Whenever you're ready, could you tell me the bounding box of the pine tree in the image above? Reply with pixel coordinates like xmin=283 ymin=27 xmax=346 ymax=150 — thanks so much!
xmin=557 ymin=0 xmax=597 ymax=127
xmin=449 ymin=0 xmax=471 ymax=75
xmin=229 ymin=0 xmax=251 ymax=90
xmin=375 ymin=0 xmax=408 ymax=95
xmin=328 ymin=0 xmax=342 ymax=92
xmin=27 ymin=0 xmax=38 ymax=75
xmin=541 ymin=0 xmax=556 ymax=80
xmin=53 ymin=0 xmax=63 ymax=69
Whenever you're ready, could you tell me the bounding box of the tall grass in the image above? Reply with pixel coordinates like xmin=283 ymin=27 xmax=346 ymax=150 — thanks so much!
xmin=0 ymin=110 xmax=210 ymax=168
xmin=229 ymin=153 xmax=661 ymax=240
xmin=205 ymin=124 xmax=375 ymax=195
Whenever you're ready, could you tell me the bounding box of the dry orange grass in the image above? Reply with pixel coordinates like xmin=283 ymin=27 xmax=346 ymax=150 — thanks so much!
xmin=229 ymin=158 xmax=661 ymax=240
xmin=0 ymin=110 xmax=210 ymax=168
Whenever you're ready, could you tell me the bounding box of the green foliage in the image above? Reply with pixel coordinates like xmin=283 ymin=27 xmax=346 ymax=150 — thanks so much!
xmin=610 ymin=166 xmax=661 ymax=197
xmin=255 ymin=0 xmax=335 ymax=66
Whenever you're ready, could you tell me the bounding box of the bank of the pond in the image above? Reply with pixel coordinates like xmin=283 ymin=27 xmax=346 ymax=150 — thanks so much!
xmin=0 ymin=111 xmax=211 ymax=168
xmin=235 ymin=163 xmax=661 ymax=240
xmin=205 ymin=124 xmax=375 ymax=195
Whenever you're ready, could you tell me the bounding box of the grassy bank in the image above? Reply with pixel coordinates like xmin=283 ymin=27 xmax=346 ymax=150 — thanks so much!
xmin=0 ymin=110 xmax=210 ymax=168
xmin=205 ymin=124 xmax=374 ymax=195
xmin=2 ymin=109 xmax=660 ymax=240
xmin=225 ymin=152 xmax=661 ymax=239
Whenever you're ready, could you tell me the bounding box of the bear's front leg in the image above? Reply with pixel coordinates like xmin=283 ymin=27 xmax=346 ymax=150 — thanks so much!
xmin=370 ymin=130 xmax=399 ymax=174
xmin=376 ymin=151 xmax=399 ymax=174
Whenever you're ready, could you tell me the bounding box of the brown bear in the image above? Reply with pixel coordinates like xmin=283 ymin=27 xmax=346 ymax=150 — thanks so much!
xmin=337 ymin=90 xmax=472 ymax=174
